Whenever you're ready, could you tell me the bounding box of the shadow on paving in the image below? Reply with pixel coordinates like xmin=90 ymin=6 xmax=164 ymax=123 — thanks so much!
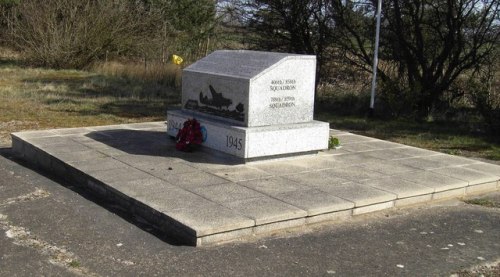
xmin=85 ymin=129 xmax=243 ymax=165
xmin=0 ymin=146 xmax=189 ymax=246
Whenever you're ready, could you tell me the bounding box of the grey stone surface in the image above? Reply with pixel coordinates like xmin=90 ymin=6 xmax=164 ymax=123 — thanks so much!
xmin=10 ymin=123 xmax=500 ymax=246
xmin=318 ymin=183 xmax=397 ymax=207
xmin=283 ymin=170 xmax=351 ymax=188
xmin=167 ymin=110 xmax=330 ymax=159
xmin=305 ymin=209 xmax=352 ymax=224
xmin=253 ymin=218 xmax=306 ymax=235
xmin=389 ymin=146 xmax=440 ymax=157
xmin=190 ymin=183 xmax=265 ymax=203
xmin=423 ymin=154 xmax=480 ymax=167
xmin=213 ymin=166 xmax=273 ymax=182
xmin=364 ymin=149 xmax=415 ymax=160
xmin=166 ymin=203 xmax=255 ymax=236
xmin=107 ymin=177 xmax=175 ymax=198
xmin=431 ymin=167 xmax=498 ymax=185
xmin=360 ymin=160 xmax=416 ymax=175
xmin=335 ymin=134 xmax=377 ymax=144
xmin=2 ymin=150 xmax=500 ymax=276
xmin=360 ymin=176 xmax=434 ymax=198
xmin=365 ymin=140 xmax=406 ymax=150
xmin=397 ymin=170 xmax=468 ymax=192
xmin=466 ymin=181 xmax=498 ymax=195
xmin=250 ymin=160 xmax=311 ymax=175
xmin=238 ymin=177 xmax=310 ymax=195
xmin=327 ymin=153 xmax=381 ymax=166
xmin=272 ymin=189 xmax=354 ymax=216
xmin=182 ymin=50 xmax=316 ymax=127
xmin=353 ymin=201 xmax=394 ymax=215
xmin=168 ymin=50 xmax=330 ymax=160
xmin=89 ymin=167 xmax=153 ymax=186
xmin=68 ymin=157 xmax=129 ymax=172
xmin=160 ymin=171 xmax=231 ymax=190
xmin=322 ymin=166 xmax=388 ymax=182
xmin=397 ymin=156 xmax=450 ymax=170
xmin=394 ymin=194 xmax=433 ymax=207
xmin=341 ymin=143 xmax=380 ymax=153
xmin=464 ymin=162 xmax=500 ymax=177
xmin=432 ymin=187 xmax=466 ymax=200
xmin=222 ymin=196 xmax=307 ymax=225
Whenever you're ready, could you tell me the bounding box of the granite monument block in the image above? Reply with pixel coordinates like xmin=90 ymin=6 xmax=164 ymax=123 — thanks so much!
xmin=168 ymin=50 xmax=329 ymax=160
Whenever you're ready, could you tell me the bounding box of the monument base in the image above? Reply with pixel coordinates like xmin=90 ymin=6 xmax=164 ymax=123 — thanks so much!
xmin=167 ymin=110 xmax=329 ymax=160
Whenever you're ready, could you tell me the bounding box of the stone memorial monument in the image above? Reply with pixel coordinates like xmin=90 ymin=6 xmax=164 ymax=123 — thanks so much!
xmin=167 ymin=50 xmax=329 ymax=160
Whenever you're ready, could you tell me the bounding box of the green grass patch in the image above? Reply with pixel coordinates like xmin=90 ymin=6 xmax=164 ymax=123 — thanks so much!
xmin=464 ymin=198 xmax=500 ymax=208
xmin=316 ymin=113 xmax=500 ymax=162
xmin=68 ymin=260 xmax=81 ymax=268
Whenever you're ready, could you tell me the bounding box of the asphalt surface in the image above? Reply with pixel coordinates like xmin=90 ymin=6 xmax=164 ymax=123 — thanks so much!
xmin=0 ymin=146 xmax=499 ymax=276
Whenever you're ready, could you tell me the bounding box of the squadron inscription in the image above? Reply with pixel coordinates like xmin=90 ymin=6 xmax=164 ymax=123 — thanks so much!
xmin=270 ymin=79 xmax=296 ymax=91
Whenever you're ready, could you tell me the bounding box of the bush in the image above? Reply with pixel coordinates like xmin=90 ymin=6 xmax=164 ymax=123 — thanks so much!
xmin=8 ymin=0 xmax=150 ymax=69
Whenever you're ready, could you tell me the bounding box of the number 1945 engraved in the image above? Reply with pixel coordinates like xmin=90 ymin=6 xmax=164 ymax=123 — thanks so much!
xmin=226 ymin=135 xmax=242 ymax=151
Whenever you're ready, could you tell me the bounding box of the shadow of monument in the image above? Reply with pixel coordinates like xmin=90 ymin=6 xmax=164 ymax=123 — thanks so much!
xmin=85 ymin=129 xmax=242 ymax=166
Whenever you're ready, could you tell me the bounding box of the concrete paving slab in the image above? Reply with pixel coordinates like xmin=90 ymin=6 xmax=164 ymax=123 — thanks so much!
xmin=327 ymin=152 xmax=381 ymax=166
xmin=423 ymin=154 xmax=481 ymax=167
xmin=106 ymin=177 xmax=176 ymax=198
xmin=431 ymin=167 xmax=499 ymax=185
xmin=49 ymin=150 xmax=108 ymax=163
xmin=353 ymin=201 xmax=394 ymax=215
xmin=366 ymin=140 xmax=407 ymax=150
xmin=389 ymin=146 xmax=440 ymax=157
xmin=159 ymin=171 xmax=231 ymax=190
xmin=250 ymin=160 xmax=312 ymax=176
xmin=397 ymin=156 xmax=450 ymax=170
xmin=360 ymin=160 xmax=416 ymax=175
xmin=222 ymin=197 xmax=307 ymax=225
xmin=397 ymin=170 xmax=469 ymax=192
xmin=323 ymin=166 xmax=388 ymax=182
xmin=238 ymin=177 xmax=310 ymax=195
xmin=272 ymin=189 xmax=354 ymax=216
xmin=68 ymin=157 xmax=129 ymax=172
xmin=88 ymin=166 xmax=153 ymax=184
xmin=466 ymin=181 xmax=498 ymax=195
xmin=39 ymin=141 xmax=92 ymax=153
xmin=213 ymin=166 xmax=273 ymax=182
xmin=190 ymin=183 xmax=265 ymax=203
xmin=394 ymin=194 xmax=433 ymax=207
xmin=282 ymin=156 xmax=349 ymax=170
xmin=318 ymin=183 xmax=397 ymax=207
xmin=364 ymin=148 xmax=415 ymax=160
xmin=10 ymin=122 xmax=500 ymax=246
xmin=283 ymin=170 xmax=351 ymax=188
xmin=340 ymin=142 xmax=380 ymax=152
xmin=165 ymin=203 xmax=255 ymax=237
xmin=463 ymin=163 xmax=500 ymax=177
xmin=305 ymin=209 xmax=352 ymax=224
xmin=335 ymin=134 xmax=377 ymax=144
xmin=360 ymin=176 xmax=434 ymax=198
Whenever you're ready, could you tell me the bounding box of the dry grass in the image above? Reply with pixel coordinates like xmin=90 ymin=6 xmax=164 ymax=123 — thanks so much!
xmin=0 ymin=48 xmax=181 ymax=145
xmin=93 ymin=59 xmax=182 ymax=88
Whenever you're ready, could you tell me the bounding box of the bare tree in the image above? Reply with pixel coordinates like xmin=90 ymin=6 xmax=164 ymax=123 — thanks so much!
xmin=240 ymin=0 xmax=336 ymax=87
xmin=331 ymin=0 xmax=500 ymax=118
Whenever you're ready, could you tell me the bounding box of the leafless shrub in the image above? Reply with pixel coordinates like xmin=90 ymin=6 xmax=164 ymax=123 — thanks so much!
xmin=9 ymin=0 xmax=150 ymax=69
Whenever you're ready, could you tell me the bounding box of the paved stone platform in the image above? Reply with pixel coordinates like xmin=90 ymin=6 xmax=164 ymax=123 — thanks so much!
xmin=11 ymin=122 xmax=500 ymax=246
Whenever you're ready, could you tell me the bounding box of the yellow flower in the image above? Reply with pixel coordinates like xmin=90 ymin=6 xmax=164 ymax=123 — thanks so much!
xmin=172 ymin=54 xmax=183 ymax=65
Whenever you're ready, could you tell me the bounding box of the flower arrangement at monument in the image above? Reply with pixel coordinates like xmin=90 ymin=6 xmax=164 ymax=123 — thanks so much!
xmin=175 ymin=118 xmax=203 ymax=151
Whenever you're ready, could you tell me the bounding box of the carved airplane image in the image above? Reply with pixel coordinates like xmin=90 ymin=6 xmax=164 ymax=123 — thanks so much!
xmin=199 ymin=85 xmax=232 ymax=110
xmin=184 ymin=85 xmax=245 ymax=122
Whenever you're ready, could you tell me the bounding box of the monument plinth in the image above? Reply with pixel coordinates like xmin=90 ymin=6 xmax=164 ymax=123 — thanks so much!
xmin=167 ymin=50 xmax=329 ymax=160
